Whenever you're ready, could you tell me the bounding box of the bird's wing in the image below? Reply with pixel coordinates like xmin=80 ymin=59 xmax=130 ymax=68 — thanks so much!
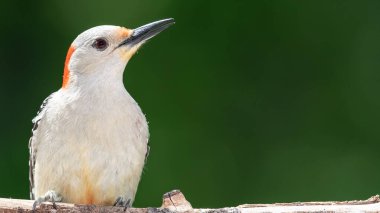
xmin=144 ymin=145 xmax=150 ymax=164
xmin=144 ymin=128 xmax=151 ymax=164
xmin=29 ymin=93 xmax=55 ymax=200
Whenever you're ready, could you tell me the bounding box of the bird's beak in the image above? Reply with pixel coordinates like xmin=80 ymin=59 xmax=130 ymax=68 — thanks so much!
xmin=119 ymin=18 xmax=175 ymax=48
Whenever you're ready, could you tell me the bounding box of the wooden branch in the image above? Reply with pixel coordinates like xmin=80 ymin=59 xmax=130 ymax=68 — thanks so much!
xmin=1 ymin=190 xmax=379 ymax=213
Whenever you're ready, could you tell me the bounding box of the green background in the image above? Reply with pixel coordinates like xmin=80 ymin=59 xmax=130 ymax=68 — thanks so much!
xmin=1 ymin=0 xmax=380 ymax=208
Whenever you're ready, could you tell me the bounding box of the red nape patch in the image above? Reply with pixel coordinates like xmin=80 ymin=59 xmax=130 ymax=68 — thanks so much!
xmin=62 ymin=46 xmax=75 ymax=88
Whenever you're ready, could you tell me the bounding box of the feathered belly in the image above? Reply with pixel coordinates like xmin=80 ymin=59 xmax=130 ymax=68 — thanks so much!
xmin=33 ymin=110 xmax=148 ymax=205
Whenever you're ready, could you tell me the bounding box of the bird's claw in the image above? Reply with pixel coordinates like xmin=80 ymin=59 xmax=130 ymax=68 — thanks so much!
xmin=114 ymin=196 xmax=131 ymax=211
xmin=33 ymin=190 xmax=62 ymax=211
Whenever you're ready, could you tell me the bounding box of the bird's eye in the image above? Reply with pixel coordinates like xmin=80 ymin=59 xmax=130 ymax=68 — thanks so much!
xmin=92 ymin=38 xmax=109 ymax=51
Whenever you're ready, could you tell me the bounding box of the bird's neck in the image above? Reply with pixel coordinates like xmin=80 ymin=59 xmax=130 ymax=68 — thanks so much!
xmin=63 ymin=65 xmax=131 ymax=101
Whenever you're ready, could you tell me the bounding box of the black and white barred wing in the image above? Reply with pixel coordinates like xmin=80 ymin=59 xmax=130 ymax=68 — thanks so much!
xmin=28 ymin=93 xmax=54 ymax=200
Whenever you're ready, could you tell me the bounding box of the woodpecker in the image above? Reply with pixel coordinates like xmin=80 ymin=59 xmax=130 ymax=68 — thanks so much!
xmin=28 ymin=18 xmax=175 ymax=208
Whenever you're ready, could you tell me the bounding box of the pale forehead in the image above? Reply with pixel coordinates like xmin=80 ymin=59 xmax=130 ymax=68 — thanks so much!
xmin=72 ymin=25 xmax=131 ymax=47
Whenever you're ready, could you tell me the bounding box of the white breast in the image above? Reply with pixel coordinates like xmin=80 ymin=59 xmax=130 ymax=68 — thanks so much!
xmin=32 ymin=85 xmax=149 ymax=205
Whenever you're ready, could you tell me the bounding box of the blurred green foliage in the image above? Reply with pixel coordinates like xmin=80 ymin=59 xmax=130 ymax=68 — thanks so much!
xmin=1 ymin=0 xmax=380 ymax=208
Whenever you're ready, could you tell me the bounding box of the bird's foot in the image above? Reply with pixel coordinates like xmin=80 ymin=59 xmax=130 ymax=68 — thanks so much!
xmin=33 ymin=190 xmax=62 ymax=211
xmin=114 ymin=196 xmax=131 ymax=211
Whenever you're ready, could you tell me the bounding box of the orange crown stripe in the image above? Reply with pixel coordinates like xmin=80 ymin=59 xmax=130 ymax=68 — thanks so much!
xmin=62 ymin=46 xmax=75 ymax=88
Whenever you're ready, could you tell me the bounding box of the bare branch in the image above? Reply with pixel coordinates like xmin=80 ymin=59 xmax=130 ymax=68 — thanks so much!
xmin=1 ymin=190 xmax=379 ymax=213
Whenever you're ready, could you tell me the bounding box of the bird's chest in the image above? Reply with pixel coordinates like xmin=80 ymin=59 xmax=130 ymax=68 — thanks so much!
xmin=52 ymin=96 xmax=148 ymax=146
xmin=35 ymin=95 xmax=149 ymax=204
xmin=53 ymin=99 xmax=148 ymax=172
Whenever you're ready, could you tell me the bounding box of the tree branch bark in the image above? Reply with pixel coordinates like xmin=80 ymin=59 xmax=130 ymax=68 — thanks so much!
xmin=1 ymin=190 xmax=379 ymax=213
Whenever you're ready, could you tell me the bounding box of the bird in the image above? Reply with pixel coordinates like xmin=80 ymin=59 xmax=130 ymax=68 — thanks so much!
xmin=28 ymin=18 xmax=175 ymax=209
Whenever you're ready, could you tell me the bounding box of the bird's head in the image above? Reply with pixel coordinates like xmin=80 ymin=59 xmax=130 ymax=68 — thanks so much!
xmin=62 ymin=18 xmax=175 ymax=89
